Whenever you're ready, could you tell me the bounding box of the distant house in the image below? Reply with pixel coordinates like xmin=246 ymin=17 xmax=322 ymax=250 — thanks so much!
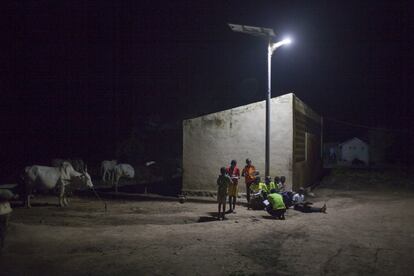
xmin=182 ymin=93 xmax=323 ymax=193
xmin=339 ymin=137 xmax=369 ymax=165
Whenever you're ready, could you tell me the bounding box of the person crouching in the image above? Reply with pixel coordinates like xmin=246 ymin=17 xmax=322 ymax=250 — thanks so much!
xmin=266 ymin=189 xmax=286 ymax=220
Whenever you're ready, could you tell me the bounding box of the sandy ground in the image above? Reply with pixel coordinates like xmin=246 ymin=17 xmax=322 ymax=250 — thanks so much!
xmin=1 ymin=188 xmax=414 ymax=276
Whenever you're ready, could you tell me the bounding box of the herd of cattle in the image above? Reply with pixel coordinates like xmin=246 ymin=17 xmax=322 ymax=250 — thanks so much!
xmin=20 ymin=159 xmax=136 ymax=208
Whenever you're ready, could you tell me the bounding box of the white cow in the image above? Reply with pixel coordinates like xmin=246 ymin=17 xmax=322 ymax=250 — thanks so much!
xmin=113 ymin=164 xmax=135 ymax=193
xmin=51 ymin=158 xmax=66 ymax=167
xmin=70 ymin=159 xmax=85 ymax=172
xmin=51 ymin=158 xmax=85 ymax=172
xmin=101 ymin=160 xmax=117 ymax=182
xmin=22 ymin=162 xmax=93 ymax=208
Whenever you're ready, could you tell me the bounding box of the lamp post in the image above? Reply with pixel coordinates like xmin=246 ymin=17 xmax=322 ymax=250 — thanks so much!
xmin=228 ymin=23 xmax=291 ymax=177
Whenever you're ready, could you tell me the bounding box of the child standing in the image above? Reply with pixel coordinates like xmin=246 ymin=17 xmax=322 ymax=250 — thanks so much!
xmin=226 ymin=160 xmax=240 ymax=213
xmin=241 ymin=159 xmax=256 ymax=206
xmin=217 ymin=167 xmax=231 ymax=220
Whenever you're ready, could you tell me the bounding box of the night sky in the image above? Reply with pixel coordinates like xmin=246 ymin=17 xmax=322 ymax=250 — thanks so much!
xmin=1 ymin=1 xmax=413 ymax=174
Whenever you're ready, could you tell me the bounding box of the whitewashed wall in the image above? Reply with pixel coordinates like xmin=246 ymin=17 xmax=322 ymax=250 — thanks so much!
xmin=341 ymin=138 xmax=369 ymax=164
xmin=183 ymin=93 xmax=294 ymax=193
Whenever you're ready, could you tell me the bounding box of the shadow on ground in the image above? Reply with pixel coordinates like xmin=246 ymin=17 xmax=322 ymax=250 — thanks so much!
xmin=197 ymin=216 xmax=218 ymax=223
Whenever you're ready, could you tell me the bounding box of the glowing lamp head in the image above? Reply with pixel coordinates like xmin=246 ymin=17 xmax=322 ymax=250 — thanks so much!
xmin=282 ymin=38 xmax=292 ymax=45
xmin=270 ymin=36 xmax=294 ymax=52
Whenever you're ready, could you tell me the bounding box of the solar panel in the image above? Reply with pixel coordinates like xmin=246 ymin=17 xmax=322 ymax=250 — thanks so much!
xmin=228 ymin=23 xmax=275 ymax=37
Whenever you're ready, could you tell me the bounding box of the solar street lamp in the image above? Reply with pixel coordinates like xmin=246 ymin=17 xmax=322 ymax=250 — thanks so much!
xmin=228 ymin=23 xmax=292 ymax=177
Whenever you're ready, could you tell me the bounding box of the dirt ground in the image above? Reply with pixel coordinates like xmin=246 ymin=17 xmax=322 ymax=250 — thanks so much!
xmin=1 ymin=188 xmax=414 ymax=276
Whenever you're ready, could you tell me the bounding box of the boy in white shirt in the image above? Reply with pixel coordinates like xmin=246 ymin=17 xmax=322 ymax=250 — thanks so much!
xmin=293 ymin=187 xmax=326 ymax=213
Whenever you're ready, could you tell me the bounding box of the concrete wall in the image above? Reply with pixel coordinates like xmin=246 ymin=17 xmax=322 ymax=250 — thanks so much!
xmin=292 ymin=96 xmax=323 ymax=190
xmin=183 ymin=93 xmax=294 ymax=193
xmin=293 ymin=133 xmax=322 ymax=189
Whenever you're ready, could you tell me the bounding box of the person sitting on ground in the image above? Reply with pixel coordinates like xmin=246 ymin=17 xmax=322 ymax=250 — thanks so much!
xmin=250 ymin=177 xmax=268 ymax=195
xmin=217 ymin=167 xmax=231 ymax=220
xmin=265 ymin=176 xmax=276 ymax=193
xmin=0 ymin=189 xmax=16 ymax=250
xmin=278 ymin=176 xmax=287 ymax=192
xmin=248 ymin=177 xmax=268 ymax=210
xmin=281 ymin=191 xmax=295 ymax=208
xmin=248 ymin=177 xmax=269 ymax=210
xmin=226 ymin=160 xmax=240 ymax=213
xmin=265 ymin=189 xmax=286 ymax=220
xmin=292 ymin=187 xmax=327 ymax=213
xmin=272 ymin=176 xmax=280 ymax=191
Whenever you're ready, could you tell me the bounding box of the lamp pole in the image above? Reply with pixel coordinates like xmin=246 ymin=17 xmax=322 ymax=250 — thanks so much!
xmin=266 ymin=38 xmax=272 ymax=177
xmin=228 ymin=24 xmax=291 ymax=177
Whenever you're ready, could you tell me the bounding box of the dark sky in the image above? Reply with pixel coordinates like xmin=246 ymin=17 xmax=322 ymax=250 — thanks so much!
xmin=1 ymin=0 xmax=413 ymax=165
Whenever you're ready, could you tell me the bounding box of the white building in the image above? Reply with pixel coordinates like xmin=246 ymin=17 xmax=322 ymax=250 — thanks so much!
xmin=182 ymin=93 xmax=323 ymax=193
xmin=339 ymin=137 xmax=369 ymax=165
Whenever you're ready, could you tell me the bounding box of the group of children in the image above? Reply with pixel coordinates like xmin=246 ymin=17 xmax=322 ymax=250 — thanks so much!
xmin=216 ymin=158 xmax=327 ymax=220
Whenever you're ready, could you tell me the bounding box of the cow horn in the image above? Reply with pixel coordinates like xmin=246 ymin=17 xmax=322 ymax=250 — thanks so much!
xmin=84 ymin=164 xmax=88 ymax=172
